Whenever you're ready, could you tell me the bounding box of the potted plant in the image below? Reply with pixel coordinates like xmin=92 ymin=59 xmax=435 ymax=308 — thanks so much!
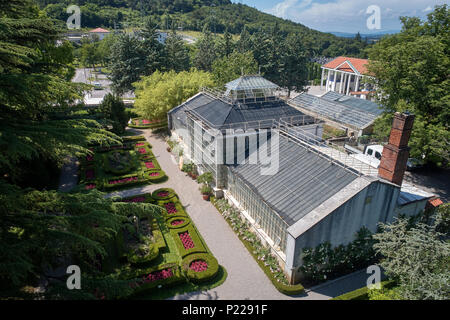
xmin=197 ymin=172 xmax=214 ymax=185
xmin=191 ymin=166 xmax=198 ymax=180
xmin=200 ymin=184 xmax=212 ymax=201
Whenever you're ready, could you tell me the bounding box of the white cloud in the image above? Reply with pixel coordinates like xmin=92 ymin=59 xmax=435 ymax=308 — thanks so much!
xmin=265 ymin=0 xmax=448 ymax=33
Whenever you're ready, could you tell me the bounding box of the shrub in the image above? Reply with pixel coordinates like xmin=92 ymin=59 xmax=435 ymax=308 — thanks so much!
xmin=167 ymin=216 xmax=191 ymax=229
xmin=152 ymin=188 xmax=177 ymax=201
xmin=181 ymin=253 xmax=219 ymax=284
xmin=145 ymin=170 xmax=167 ymax=183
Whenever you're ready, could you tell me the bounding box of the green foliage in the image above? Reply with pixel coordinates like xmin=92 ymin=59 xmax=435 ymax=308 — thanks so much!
xmin=181 ymin=253 xmax=219 ymax=283
xmin=170 ymin=225 xmax=208 ymax=258
xmin=197 ymin=172 xmax=214 ymax=185
xmin=211 ymin=197 xmax=304 ymax=295
xmin=212 ymin=51 xmax=258 ymax=85
xmin=299 ymin=227 xmax=378 ymax=285
xmin=133 ymin=69 xmax=215 ymax=120
xmin=99 ymin=93 xmax=128 ymax=134
xmin=373 ymin=210 xmax=450 ymax=300
xmin=332 ymin=280 xmax=396 ymax=300
xmin=368 ymin=5 xmax=450 ymax=166
xmin=194 ymin=27 xmax=219 ymax=72
xmin=165 ymin=29 xmax=191 ymax=72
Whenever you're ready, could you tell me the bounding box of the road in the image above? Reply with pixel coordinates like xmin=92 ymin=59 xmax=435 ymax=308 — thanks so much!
xmin=404 ymin=168 xmax=450 ymax=202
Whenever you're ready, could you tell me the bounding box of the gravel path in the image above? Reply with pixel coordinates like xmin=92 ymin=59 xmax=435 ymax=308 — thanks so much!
xmin=105 ymin=129 xmax=372 ymax=300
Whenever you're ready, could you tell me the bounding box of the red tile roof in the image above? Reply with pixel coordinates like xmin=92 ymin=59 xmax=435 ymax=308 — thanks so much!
xmin=89 ymin=28 xmax=110 ymax=33
xmin=323 ymin=57 xmax=369 ymax=75
xmin=428 ymin=198 xmax=444 ymax=208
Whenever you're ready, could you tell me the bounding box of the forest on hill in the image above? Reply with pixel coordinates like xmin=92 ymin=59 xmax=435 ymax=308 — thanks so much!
xmin=37 ymin=0 xmax=368 ymax=57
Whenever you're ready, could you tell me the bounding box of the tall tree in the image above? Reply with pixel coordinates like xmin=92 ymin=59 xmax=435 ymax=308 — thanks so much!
xmin=368 ymin=5 xmax=450 ymax=166
xmin=212 ymin=51 xmax=258 ymax=85
xmin=194 ymin=25 xmax=218 ymax=72
xmin=165 ymin=29 xmax=191 ymax=72
xmin=237 ymin=25 xmax=252 ymax=54
xmin=279 ymin=33 xmax=309 ymax=96
xmin=99 ymin=94 xmax=128 ymax=134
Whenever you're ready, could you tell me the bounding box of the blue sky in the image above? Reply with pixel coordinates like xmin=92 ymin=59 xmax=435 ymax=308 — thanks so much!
xmin=231 ymin=0 xmax=448 ymax=33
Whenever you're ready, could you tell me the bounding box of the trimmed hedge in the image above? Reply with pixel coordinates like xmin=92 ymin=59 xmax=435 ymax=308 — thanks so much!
xmin=167 ymin=216 xmax=191 ymax=229
xmin=158 ymin=200 xmax=188 ymax=220
xmin=181 ymin=253 xmax=219 ymax=284
xmin=145 ymin=170 xmax=167 ymax=183
xmin=123 ymin=135 xmax=147 ymax=143
xmin=103 ymin=150 xmax=138 ymax=176
xmin=170 ymin=224 xmax=208 ymax=258
xmin=127 ymin=240 xmax=160 ymax=265
xmin=118 ymin=193 xmax=155 ymax=204
xmin=128 ymin=118 xmax=168 ymax=129
xmin=152 ymin=188 xmax=177 ymax=201
xmin=332 ymin=280 xmax=396 ymax=300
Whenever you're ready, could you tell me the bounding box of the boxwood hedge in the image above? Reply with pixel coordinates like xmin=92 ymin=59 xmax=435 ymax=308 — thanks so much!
xmin=170 ymin=224 xmax=208 ymax=258
xmin=181 ymin=253 xmax=219 ymax=284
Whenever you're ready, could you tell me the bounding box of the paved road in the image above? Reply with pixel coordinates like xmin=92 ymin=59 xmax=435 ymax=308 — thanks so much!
xmin=404 ymin=168 xmax=450 ymax=203
xmin=105 ymin=128 xmax=374 ymax=300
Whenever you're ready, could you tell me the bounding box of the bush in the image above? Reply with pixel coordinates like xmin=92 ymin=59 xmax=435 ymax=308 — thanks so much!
xmin=128 ymin=118 xmax=168 ymax=129
xmin=332 ymin=280 xmax=396 ymax=300
xmin=167 ymin=216 xmax=192 ymax=230
xmin=144 ymin=170 xmax=167 ymax=183
xmin=152 ymin=188 xmax=177 ymax=201
xmin=181 ymin=253 xmax=219 ymax=284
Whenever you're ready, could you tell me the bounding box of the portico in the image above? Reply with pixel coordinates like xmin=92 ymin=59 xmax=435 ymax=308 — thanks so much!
xmin=320 ymin=57 xmax=373 ymax=100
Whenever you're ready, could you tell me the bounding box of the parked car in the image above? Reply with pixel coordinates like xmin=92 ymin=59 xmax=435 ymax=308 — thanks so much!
xmin=406 ymin=158 xmax=425 ymax=171
xmin=93 ymin=82 xmax=102 ymax=90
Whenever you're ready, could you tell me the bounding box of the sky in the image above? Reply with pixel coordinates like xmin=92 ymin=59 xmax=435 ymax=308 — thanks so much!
xmin=231 ymin=0 xmax=448 ymax=34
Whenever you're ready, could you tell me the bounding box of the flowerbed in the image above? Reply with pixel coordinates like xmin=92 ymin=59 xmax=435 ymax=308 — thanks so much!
xmin=138 ymin=148 xmax=147 ymax=154
xmin=123 ymin=197 xmax=147 ymax=203
xmin=190 ymin=260 xmax=208 ymax=272
xmin=145 ymin=161 xmax=155 ymax=169
xmin=86 ymin=184 xmax=96 ymax=190
xmin=171 ymin=220 xmax=184 ymax=226
xmin=85 ymin=169 xmax=95 ymax=180
xmin=179 ymin=231 xmax=195 ymax=250
xmin=152 ymin=188 xmax=176 ymax=200
xmin=108 ymin=176 xmax=138 ymax=185
xmin=164 ymin=202 xmax=177 ymax=214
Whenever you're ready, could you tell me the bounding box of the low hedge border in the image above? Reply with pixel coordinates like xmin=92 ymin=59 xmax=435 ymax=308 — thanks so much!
xmin=167 ymin=216 xmax=191 ymax=229
xmin=170 ymin=224 xmax=208 ymax=258
xmin=117 ymin=193 xmax=155 ymax=204
xmin=101 ymin=173 xmax=145 ymax=190
xmin=145 ymin=170 xmax=167 ymax=183
xmin=128 ymin=118 xmax=168 ymax=129
xmin=210 ymin=197 xmax=305 ymax=296
xmin=136 ymin=145 xmax=153 ymax=157
xmin=332 ymin=280 xmax=396 ymax=300
xmin=127 ymin=240 xmax=160 ymax=265
xmin=123 ymin=135 xmax=147 ymax=143
xmin=158 ymin=200 xmax=188 ymax=220
xmin=152 ymin=188 xmax=177 ymax=201
xmin=181 ymin=253 xmax=219 ymax=284
xmin=141 ymin=159 xmax=161 ymax=171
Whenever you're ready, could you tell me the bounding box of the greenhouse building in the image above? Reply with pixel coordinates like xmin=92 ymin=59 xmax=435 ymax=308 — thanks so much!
xmin=168 ymin=76 xmax=437 ymax=284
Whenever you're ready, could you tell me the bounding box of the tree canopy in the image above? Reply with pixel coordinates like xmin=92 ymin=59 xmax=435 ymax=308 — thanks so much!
xmin=368 ymin=4 xmax=450 ymax=167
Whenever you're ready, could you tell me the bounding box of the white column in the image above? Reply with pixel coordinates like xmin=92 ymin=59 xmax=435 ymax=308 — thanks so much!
xmin=346 ymin=73 xmax=352 ymax=95
xmin=339 ymin=72 xmax=344 ymax=93
xmin=355 ymin=76 xmax=360 ymax=92
xmin=331 ymin=71 xmax=336 ymax=91
xmin=320 ymin=68 xmax=325 ymax=90
xmin=326 ymin=70 xmax=331 ymax=91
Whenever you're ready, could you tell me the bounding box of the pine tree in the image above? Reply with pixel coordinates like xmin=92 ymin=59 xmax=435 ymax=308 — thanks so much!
xmin=194 ymin=24 xmax=218 ymax=72
xmin=165 ymin=28 xmax=190 ymax=72
xmin=99 ymin=93 xmax=128 ymax=134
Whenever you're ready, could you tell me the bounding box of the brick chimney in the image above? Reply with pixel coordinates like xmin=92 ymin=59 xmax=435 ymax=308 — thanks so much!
xmin=378 ymin=112 xmax=415 ymax=185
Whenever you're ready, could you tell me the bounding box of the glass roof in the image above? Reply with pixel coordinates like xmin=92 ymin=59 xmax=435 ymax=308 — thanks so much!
xmin=225 ymin=75 xmax=279 ymax=91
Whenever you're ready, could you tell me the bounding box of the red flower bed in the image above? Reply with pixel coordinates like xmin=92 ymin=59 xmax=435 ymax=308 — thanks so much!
xmin=123 ymin=197 xmax=146 ymax=203
xmin=86 ymin=184 xmax=96 ymax=190
xmin=157 ymin=191 xmax=169 ymax=197
xmin=136 ymin=143 xmax=146 ymax=147
xmin=145 ymin=161 xmax=155 ymax=169
xmin=142 ymin=269 xmax=173 ymax=284
xmin=142 ymin=120 xmax=151 ymax=125
xmin=149 ymin=172 xmax=160 ymax=177
xmin=138 ymin=148 xmax=147 ymax=154
xmin=179 ymin=231 xmax=195 ymax=250
xmin=164 ymin=202 xmax=177 ymax=214
xmin=108 ymin=176 xmax=138 ymax=185
xmin=171 ymin=219 xmax=184 ymax=226
xmin=190 ymin=260 xmax=208 ymax=272
xmin=85 ymin=169 xmax=95 ymax=180
xmin=86 ymin=155 xmax=94 ymax=162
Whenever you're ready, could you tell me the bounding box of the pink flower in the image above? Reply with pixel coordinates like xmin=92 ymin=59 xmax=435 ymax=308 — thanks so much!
xmin=86 ymin=184 xmax=96 ymax=190
xmin=85 ymin=170 xmax=95 ymax=180
xmin=149 ymin=172 xmax=160 ymax=177
xmin=157 ymin=191 xmax=169 ymax=197
xmin=179 ymin=231 xmax=195 ymax=249
xmin=136 ymin=143 xmax=145 ymax=147
xmin=123 ymin=197 xmax=146 ymax=203
xmin=164 ymin=202 xmax=177 ymax=214
xmin=108 ymin=176 xmax=138 ymax=185
xmin=138 ymin=148 xmax=147 ymax=154
xmin=171 ymin=219 xmax=184 ymax=226
xmin=190 ymin=260 xmax=208 ymax=272
xmin=145 ymin=162 xmax=155 ymax=169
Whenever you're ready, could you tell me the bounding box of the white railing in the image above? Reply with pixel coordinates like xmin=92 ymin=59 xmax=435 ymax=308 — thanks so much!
xmin=276 ymin=119 xmax=378 ymax=176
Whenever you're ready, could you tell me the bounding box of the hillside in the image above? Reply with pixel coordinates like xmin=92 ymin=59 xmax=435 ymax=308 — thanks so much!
xmin=38 ymin=0 xmax=368 ymax=57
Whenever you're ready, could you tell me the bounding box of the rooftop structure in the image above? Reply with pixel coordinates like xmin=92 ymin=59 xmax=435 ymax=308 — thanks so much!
xmin=288 ymin=92 xmax=383 ymax=136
